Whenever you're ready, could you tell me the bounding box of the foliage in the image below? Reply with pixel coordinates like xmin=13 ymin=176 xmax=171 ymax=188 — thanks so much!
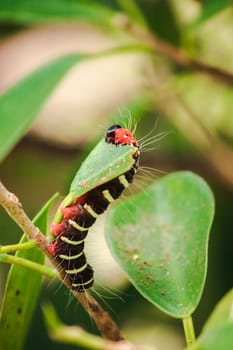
xmin=106 ymin=172 xmax=214 ymax=318
xmin=0 ymin=194 xmax=57 ymax=350
xmin=0 ymin=1 xmax=232 ymax=349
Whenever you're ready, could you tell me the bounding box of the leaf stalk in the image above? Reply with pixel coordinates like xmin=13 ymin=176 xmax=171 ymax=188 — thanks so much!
xmin=182 ymin=315 xmax=196 ymax=347
xmin=0 ymin=253 xmax=57 ymax=278
xmin=0 ymin=181 xmax=124 ymax=341
xmin=0 ymin=241 xmax=35 ymax=254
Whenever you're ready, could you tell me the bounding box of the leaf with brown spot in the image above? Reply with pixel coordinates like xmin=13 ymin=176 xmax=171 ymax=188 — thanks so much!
xmin=106 ymin=171 xmax=215 ymax=318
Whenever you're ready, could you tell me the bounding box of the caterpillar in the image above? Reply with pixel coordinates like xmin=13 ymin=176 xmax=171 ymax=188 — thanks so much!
xmin=48 ymin=125 xmax=140 ymax=292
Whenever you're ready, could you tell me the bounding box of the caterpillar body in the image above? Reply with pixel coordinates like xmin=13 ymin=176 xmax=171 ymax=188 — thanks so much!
xmin=48 ymin=125 xmax=140 ymax=291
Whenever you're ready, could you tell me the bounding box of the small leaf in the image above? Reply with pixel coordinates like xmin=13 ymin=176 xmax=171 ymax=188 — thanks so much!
xmin=0 ymin=193 xmax=58 ymax=350
xmin=0 ymin=54 xmax=87 ymax=163
xmin=70 ymin=140 xmax=137 ymax=196
xmin=193 ymin=0 xmax=231 ymax=26
xmin=106 ymin=171 xmax=215 ymax=318
xmin=52 ymin=138 xmax=138 ymax=224
xmin=192 ymin=325 xmax=233 ymax=350
xmin=117 ymin=0 xmax=148 ymax=28
xmin=190 ymin=289 xmax=233 ymax=350
xmin=0 ymin=45 xmax=147 ymax=163
xmin=0 ymin=0 xmax=114 ymax=27
xmin=203 ymin=288 xmax=233 ymax=332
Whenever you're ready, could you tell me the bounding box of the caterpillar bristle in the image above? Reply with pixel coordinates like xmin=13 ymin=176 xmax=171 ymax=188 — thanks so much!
xmin=48 ymin=125 xmax=140 ymax=292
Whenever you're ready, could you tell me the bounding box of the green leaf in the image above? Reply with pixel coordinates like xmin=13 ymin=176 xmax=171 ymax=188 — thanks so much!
xmin=106 ymin=171 xmax=215 ymax=318
xmin=203 ymin=289 xmax=233 ymax=332
xmin=0 ymin=44 xmax=149 ymax=164
xmin=0 ymin=53 xmax=86 ymax=163
xmin=70 ymin=140 xmax=137 ymax=195
xmin=0 ymin=0 xmax=114 ymax=27
xmin=191 ymin=325 xmax=233 ymax=350
xmin=194 ymin=0 xmax=231 ymax=25
xmin=169 ymin=73 xmax=233 ymax=141
xmin=52 ymin=138 xmax=138 ymax=224
xmin=0 ymin=193 xmax=58 ymax=350
xmin=129 ymin=0 xmax=181 ymax=45
xmin=190 ymin=289 xmax=233 ymax=350
xmin=117 ymin=0 xmax=148 ymax=28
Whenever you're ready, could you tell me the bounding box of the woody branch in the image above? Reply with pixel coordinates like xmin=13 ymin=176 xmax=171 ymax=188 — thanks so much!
xmin=0 ymin=181 xmax=124 ymax=342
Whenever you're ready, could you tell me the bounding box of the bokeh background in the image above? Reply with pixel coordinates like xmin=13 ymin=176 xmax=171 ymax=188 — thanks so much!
xmin=0 ymin=1 xmax=232 ymax=349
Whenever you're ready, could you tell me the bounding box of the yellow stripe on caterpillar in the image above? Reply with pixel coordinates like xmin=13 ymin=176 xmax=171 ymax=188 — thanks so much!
xmin=65 ymin=263 xmax=87 ymax=275
xmin=102 ymin=189 xmax=115 ymax=203
xmin=60 ymin=236 xmax=84 ymax=245
xmin=68 ymin=219 xmax=89 ymax=231
xmin=118 ymin=174 xmax=129 ymax=188
xmin=59 ymin=251 xmax=84 ymax=260
xmin=83 ymin=203 xmax=99 ymax=218
xmin=72 ymin=278 xmax=94 ymax=288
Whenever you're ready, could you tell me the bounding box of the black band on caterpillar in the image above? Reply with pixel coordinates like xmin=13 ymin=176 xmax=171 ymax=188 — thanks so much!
xmin=48 ymin=125 xmax=140 ymax=291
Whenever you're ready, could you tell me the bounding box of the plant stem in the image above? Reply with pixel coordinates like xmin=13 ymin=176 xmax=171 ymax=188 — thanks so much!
xmin=182 ymin=315 xmax=196 ymax=347
xmin=0 ymin=253 xmax=57 ymax=278
xmin=42 ymin=303 xmax=137 ymax=350
xmin=117 ymin=19 xmax=233 ymax=87
xmin=0 ymin=240 xmax=36 ymax=253
xmin=0 ymin=181 xmax=123 ymax=341
xmin=117 ymin=0 xmax=148 ymax=28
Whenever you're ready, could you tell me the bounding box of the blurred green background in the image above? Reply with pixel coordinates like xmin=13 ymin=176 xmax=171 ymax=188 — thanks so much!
xmin=0 ymin=1 xmax=232 ymax=349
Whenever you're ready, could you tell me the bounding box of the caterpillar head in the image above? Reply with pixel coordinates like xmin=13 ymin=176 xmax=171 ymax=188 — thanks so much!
xmin=105 ymin=125 xmax=138 ymax=147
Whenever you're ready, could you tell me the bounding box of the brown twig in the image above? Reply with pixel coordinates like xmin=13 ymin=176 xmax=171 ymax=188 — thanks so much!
xmin=50 ymin=326 xmax=139 ymax=350
xmin=0 ymin=181 xmax=123 ymax=341
xmin=117 ymin=17 xmax=233 ymax=87
xmin=150 ymin=34 xmax=233 ymax=86
xmin=155 ymin=87 xmax=233 ymax=189
xmin=173 ymin=93 xmax=233 ymax=188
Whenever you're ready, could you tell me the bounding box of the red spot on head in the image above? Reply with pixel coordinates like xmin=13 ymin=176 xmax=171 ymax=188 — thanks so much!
xmin=105 ymin=125 xmax=138 ymax=147
xmin=114 ymin=128 xmax=138 ymax=147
